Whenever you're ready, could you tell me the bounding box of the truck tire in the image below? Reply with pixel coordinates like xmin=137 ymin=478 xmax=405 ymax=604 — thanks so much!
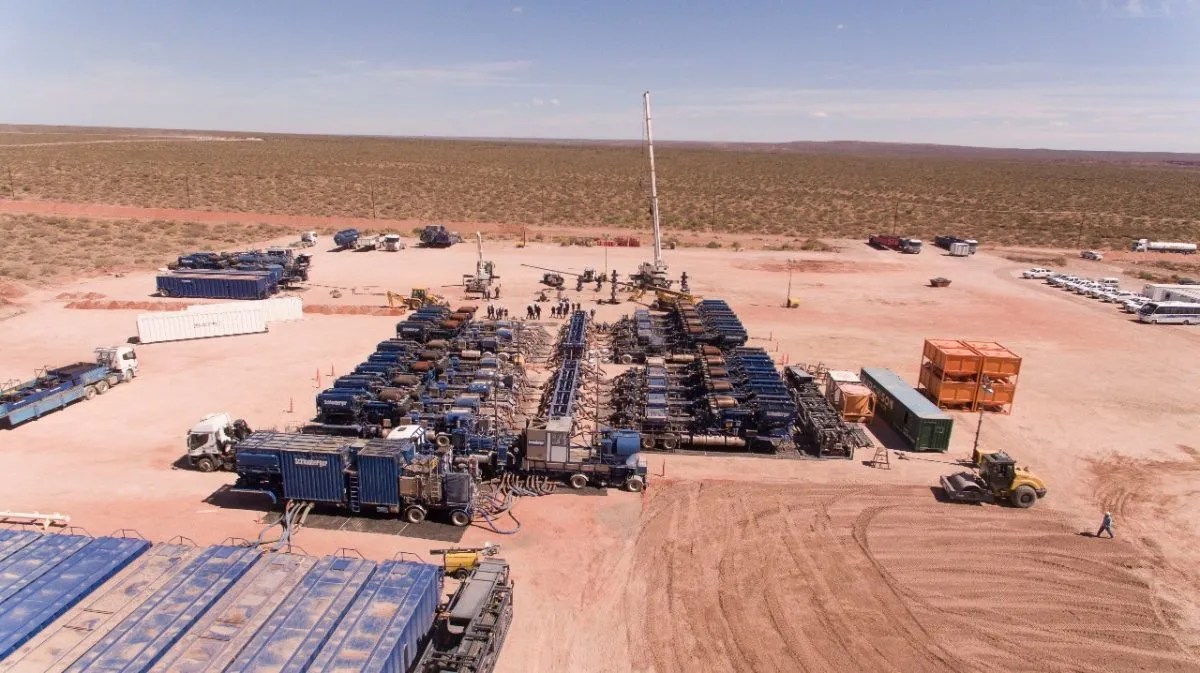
xmin=404 ymin=506 xmax=427 ymax=524
xmin=160 ymin=288 xmax=172 ymax=298
xmin=1011 ymin=485 xmax=1037 ymax=508
xmin=95 ymin=380 xmax=110 ymax=394
xmin=194 ymin=457 xmax=216 ymax=473
xmin=449 ymin=510 xmax=471 ymax=527
xmin=641 ymin=435 xmax=655 ymax=450
xmin=106 ymin=373 xmax=122 ymax=387
xmin=453 ymin=568 xmax=471 ymax=580
xmin=84 ymin=385 xmax=97 ymax=400
xmin=624 ymin=475 xmax=645 ymax=492
xmin=620 ymin=354 xmax=633 ymax=364
xmin=661 ymin=435 xmax=679 ymax=450
xmin=568 ymin=473 xmax=588 ymax=489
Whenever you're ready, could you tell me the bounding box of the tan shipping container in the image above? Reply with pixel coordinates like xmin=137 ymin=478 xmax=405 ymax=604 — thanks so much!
xmin=962 ymin=341 xmax=1022 ymax=378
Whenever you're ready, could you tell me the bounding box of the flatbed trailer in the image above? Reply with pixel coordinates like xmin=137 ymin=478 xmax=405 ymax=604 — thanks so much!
xmin=0 ymin=347 xmax=138 ymax=428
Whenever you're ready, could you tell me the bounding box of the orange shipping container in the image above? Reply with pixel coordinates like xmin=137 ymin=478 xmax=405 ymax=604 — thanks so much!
xmin=922 ymin=339 xmax=982 ymax=378
xmin=919 ymin=364 xmax=978 ymax=407
xmin=962 ymin=341 xmax=1022 ymax=378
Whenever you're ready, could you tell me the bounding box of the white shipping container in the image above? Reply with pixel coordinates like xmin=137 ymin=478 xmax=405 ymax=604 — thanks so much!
xmin=185 ymin=297 xmax=303 ymax=323
xmin=137 ymin=308 xmax=268 ymax=344
xmin=1142 ymin=284 xmax=1200 ymax=301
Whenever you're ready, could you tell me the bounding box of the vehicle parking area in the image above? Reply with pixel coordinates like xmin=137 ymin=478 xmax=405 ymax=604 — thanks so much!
xmin=2 ymin=237 xmax=1200 ymax=672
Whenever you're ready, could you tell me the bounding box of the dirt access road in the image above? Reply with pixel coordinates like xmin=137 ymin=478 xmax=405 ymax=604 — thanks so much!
xmin=1 ymin=226 xmax=1199 ymax=671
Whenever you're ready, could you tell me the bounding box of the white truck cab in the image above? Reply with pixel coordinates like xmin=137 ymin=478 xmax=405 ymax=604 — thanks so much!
xmin=95 ymin=346 xmax=139 ymax=381
xmin=186 ymin=412 xmax=251 ymax=472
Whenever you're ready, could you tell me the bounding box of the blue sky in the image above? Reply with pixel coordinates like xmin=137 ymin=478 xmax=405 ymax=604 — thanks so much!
xmin=0 ymin=1 xmax=1197 ymax=151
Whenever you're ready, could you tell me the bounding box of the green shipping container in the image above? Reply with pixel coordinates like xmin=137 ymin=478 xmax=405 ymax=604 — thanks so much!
xmin=860 ymin=367 xmax=953 ymax=452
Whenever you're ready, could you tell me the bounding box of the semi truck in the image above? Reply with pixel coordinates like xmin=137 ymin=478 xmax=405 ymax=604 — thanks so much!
xmin=233 ymin=429 xmax=477 ymax=526
xmin=869 ymin=234 xmax=923 ymax=254
xmin=419 ymin=225 xmax=462 ymax=248
xmin=1132 ymin=239 xmax=1197 ymax=254
xmin=0 ymin=347 xmax=139 ymax=428
xmin=1142 ymin=283 xmax=1200 ymax=302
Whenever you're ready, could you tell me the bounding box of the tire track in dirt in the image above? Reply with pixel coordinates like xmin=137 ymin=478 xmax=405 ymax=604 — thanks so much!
xmin=622 ymin=480 xmax=1200 ymax=673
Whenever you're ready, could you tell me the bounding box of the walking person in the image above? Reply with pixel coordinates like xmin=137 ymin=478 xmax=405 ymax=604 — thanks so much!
xmin=535 ymin=304 xmax=542 ymax=319
xmin=1096 ymin=511 xmax=1114 ymax=539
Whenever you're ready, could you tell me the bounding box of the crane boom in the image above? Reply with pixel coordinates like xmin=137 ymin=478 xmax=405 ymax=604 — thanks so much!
xmin=644 ymin=91 xmax=663 ymax=269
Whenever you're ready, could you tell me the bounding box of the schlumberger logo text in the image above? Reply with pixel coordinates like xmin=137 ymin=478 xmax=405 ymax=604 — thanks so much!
xmin=294 ymin=458 xmax=327 ymax=467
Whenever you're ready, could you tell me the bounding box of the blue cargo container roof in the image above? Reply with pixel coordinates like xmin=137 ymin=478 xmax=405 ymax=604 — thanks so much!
xmin=860 ymin=367 xmax=951 ymax=420
xmin=65 ymin=545 xmax=260 ymax=672
xmin=0 ymin=529 xmax=39 ymax=564
xmin=226 ymin=555 xmax=376 ymax=673
xmin=149 ymin=553 xmax=317 ymax=673
xmin=306 ymin=561 xmax=442 ymax=673
xmin=0 ymin=534 xmax=92 ymax=606
xmin=3 ymin=544 xmax=197 ymax=672
xmin=0 ymin=535 xmax=149 ymax=658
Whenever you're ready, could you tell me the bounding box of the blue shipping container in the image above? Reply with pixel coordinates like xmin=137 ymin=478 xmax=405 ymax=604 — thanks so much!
xmin=225 ymin=555 xmax=376 ymax=673
xmin=148 ymin=553 xmax=317 ymax=673
xmin=0 ymin=535 xmax=149 ymax=658
xmin=157 ymin=272 xmax=273 ymax=300
xmin=65 ymin=545 xmax=260 ymax=672
xmin=306 ymin=561 xmax=442 ymax=673
xmin=280 ymin=446 xmax=349 ymax=503
xmin=357 ymin=445 xmax=403 ymax=507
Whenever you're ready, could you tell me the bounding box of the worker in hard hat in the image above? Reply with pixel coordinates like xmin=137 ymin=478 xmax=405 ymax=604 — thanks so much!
xmin=1096 ymin=511 xmax=1114 ymax=539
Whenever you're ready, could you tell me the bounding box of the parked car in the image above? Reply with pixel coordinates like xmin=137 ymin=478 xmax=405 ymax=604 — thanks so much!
xmin=1122 ymin=296 xmax=1150 ymax=312
xmin=1049 ymin=274 xmax=1079 ymax=287
xmin=1081 ymin=250 xmax=1104 ymax=261
xmin=1022 ymin=267 xmax=1054 ymax=279
xmin=1106 ymin=290 xmax=1137 ymax=304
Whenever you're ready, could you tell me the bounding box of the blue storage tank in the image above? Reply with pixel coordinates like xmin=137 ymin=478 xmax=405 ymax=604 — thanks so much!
xmin=148 ymin=552 xmax=317 ymax=673
xmin=606 ymin=430 xmax=643 ymax=457
xmin=226 ymin=555 xmax=376 ymax=672
xmin=306 ymin=561 xmax=442 ymax=673
xmin=357 ymin=445 xmax=403 ymax=507
xmin=64 ymin=545 xmax=259 ymax=672
xmin=279 ymin=445 xmax=349 ymax=503
xmin=0 ymin=535 xmax=149 ymax=658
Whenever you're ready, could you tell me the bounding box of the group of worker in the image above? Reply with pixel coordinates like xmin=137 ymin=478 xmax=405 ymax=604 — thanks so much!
xmin=523 ymin=302 xmax=597 ymax=321
xmin=485 ymin=305 xmax=509 ymax=320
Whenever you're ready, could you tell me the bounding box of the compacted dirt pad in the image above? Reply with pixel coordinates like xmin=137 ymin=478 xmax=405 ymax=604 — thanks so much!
xmin=622 ymin=482 xmax=1198 ymax=673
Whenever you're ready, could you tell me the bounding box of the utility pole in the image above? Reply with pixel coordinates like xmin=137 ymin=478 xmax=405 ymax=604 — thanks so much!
xmin=6 ymin=165 xmax=14 ymax=199
xmin=1076 ymin=215 xmax=1084 ymax=249
xmin=785 ymin=259 xmax=794 ymax=307
xmin=368 ymin=184 xmax=377 ymax=219
xmin=184 ymin=174 xmax=192 ymax=209
xmin=891 ymin=201 xmax=899 ymax=235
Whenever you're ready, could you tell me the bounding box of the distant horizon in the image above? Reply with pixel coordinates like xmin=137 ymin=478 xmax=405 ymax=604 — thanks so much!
xmin=5 ymin=122 xmax=1200 ymax=159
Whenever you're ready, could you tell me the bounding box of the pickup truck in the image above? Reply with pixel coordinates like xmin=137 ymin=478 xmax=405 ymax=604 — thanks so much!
xmin=1022 ymin=267 xmax=1054 ymax=279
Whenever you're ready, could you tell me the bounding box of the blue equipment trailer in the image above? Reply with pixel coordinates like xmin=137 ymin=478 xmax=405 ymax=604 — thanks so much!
xmin=156 ymin=270 xmax=275 ymax=300
xmin=334 ymin=228 xmax=360 ymax=249
xmin=0 ymin=360 xmax=119 ymax=428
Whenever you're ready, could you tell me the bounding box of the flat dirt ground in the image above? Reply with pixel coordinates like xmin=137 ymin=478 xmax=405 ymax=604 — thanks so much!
xmin=2 ymin=233 xmax=1200 ymax=672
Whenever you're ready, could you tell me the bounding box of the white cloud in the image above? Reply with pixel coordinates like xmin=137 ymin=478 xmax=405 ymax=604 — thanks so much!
xmin=836 ymin=23 xmax=845 ymax=30
xmin=810 ymin=110 xmax=829 ymax=118
xmin=1098 ymin=0 xmax=1193 ymax=17
xmin=512 ymin=6 xmax=523 ymax=13
xmin=532 ymin=97 xmax=544 ymax=106
xmin=550 ymin=98 xmax=560 ymax=106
